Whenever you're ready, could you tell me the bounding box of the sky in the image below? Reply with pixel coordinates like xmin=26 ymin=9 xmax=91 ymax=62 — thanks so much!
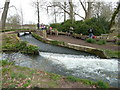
xmin=0 ymin=0 xmax=119 ymax=25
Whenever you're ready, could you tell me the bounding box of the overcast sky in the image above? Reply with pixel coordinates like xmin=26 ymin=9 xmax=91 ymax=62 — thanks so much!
xmin=0 ymin=0 xmax=119 ymax=25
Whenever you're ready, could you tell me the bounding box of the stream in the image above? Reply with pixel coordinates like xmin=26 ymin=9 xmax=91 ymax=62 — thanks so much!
xmin=1 ymin=34 xmax=120 ymax=88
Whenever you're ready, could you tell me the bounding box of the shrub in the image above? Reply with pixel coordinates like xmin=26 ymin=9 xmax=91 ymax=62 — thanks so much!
xmin=97 ymin=40 xmax=106 ymax=45
xmin=50 ymin=23 xmax=62 ymax=31
xmin=86 ymin=38 xmax=96 ymax=43
xmin=50 ymin=17 xmax=110 ymax=36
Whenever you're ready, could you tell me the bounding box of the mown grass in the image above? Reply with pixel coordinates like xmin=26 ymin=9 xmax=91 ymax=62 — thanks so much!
xmin=1 ymin=60 xmax=110 ymax=88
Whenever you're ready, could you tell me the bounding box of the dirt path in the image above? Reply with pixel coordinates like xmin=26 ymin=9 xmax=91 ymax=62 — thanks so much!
xmin=48 ymin=35 xmax=119 ymax=51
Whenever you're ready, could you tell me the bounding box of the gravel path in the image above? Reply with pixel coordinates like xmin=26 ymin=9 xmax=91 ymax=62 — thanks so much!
xmin=48 ymin=35 xmax=119 ymax=51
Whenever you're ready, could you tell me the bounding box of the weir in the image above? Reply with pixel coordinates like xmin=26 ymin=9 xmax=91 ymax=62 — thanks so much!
xmin=1 ymin=34 xmax=119 ymax=88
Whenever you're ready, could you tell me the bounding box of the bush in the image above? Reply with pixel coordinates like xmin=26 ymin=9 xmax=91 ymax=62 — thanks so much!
xmin=50 ymin=23 xmax=62 ymax=31
xmin=97 ymin=40 xmax=106 ymax=45
xmin=86 ymin=38 xmax=96 ymax=43
xmin=50 ymin=17 xmax=110 ymax=36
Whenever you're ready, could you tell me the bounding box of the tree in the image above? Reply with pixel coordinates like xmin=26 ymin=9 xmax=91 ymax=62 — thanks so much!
xmin=79 ymin=0 xmax=92 ymax=20
xmin=109 ymin=2 xmax=120 ymax=30
xmin=1 ymin=0 xmax=10 ymax=30
xmin=92 ymin=2 xmax=114 ymax=21
xmin=69 ymin=0 xmax=74 ymax=24
xmin=7 ymin=14 xmax=21 ymax=26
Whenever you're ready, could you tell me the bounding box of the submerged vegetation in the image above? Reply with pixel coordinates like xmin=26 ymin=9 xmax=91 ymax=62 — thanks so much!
xmin=1 ymin=60 xmax=109 ymax=88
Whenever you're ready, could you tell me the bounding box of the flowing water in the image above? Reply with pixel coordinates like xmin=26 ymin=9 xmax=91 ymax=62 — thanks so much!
xmin=1 ymin=34 xmax=119 ymax=88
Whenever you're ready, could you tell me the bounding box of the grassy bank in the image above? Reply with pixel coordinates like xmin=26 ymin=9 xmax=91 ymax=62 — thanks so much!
xmin=1 ymin=60 xmax=109 ymax=88
xmin=104 ymin=49 xmax=120 ymax=59
xmin=1 ymin=33 xmax=39 ymax=55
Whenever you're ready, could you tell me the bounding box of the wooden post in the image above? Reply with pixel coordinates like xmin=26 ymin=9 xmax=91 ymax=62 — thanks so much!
xmin=43 ymin=30 xmax=46 ymax=38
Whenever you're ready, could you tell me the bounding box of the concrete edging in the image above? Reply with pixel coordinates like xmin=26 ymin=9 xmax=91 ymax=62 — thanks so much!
xmin=32 ymin=33 xmax=108 ymax=59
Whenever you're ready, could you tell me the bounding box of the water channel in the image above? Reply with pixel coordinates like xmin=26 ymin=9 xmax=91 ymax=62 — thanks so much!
xmin=1 ymin=34 xmax=120 ymax=88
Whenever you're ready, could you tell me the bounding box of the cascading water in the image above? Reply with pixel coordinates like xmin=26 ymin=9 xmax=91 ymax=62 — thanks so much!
xmin=1 ymin=34 xmax=119 ymax=88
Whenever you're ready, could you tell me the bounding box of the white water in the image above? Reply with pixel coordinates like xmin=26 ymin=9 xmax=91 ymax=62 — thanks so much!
xmin=1 ymin=51 xmax=119 ymax=87
xmin=40 ymin=52 xmax=119 ymax=87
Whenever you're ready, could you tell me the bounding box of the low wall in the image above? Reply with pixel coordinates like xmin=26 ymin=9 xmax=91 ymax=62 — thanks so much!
xmin=32 ymin=33 xmax=108 ymax=59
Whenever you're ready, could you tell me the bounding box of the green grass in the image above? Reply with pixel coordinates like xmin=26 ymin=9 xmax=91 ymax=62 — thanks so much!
xmin=97 ymin=80 xmax=109 ymax=88
xmin=2 ymin=60 xmax=110 ymax=88
xmin=2 ymin=34 xmax=39 ymax=55
xmin=66 ymin=76 xmax=109 ymax=88
xmin=86 ymin=38 xmax=96 ymax=43
xmin=50 ymin=40 xmax=64 ymax=45
xmin=66 ymin=76 xmax=80 ymax=82
xmin=3 ymin=41 xmax=39 ymax=55
xmin=31 ymin=33 xmax=43 ymax=41
xmin=49 ymin=73 xmax=61 ymax=81
xmin=1 ymin=60 xmax=14 ymax=66
xmin=97 ymin=40 xmax=106 ymax=45
xmin=104 ymin=49 xmax=120 ymax=58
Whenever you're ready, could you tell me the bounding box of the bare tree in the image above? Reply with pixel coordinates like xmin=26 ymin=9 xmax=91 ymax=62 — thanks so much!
xmin=79 ymin=0 xmax=92 ymax=20
xmin=1 ymin=0 xmax=10 ymax=30
xmin=92 ymin=2 xmax=114 ymax=21
xmin=69 ymin=0 xmax=74 ymax=23
xmin=109 ymin=2 xmax=120 ymax=30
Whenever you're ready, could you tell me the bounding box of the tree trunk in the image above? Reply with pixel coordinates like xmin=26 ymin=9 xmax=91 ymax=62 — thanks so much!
xmin=54 ymin=6 xmax=57 ymax=23
xmin=64 ymin=2 xmax=66 ymax=22
xmin=1 ymin=0 xmax=10 ymax=31
xmin=109 ymin=3 xmax=120 ymax=30
xmin=69 ymin=0 xmax=74 ymax=24
xmin=85 ymin=2 xmax=92 ymax=20
xmin=37 ymin=1 xmax=40 ymax=30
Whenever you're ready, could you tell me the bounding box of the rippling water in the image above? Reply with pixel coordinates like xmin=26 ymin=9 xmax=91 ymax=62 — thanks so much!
xmin=1 ymin=34 xmax=119 ymax=88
